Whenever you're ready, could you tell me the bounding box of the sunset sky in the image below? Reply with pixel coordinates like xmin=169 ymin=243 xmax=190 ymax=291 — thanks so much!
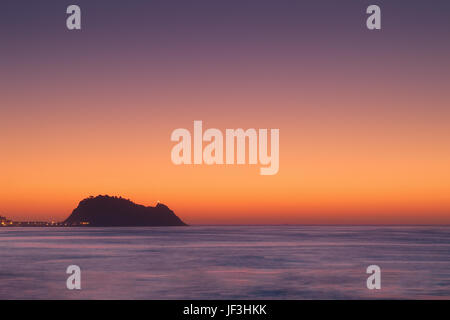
xmin=1 ymin=0 xmax=449 ymax=224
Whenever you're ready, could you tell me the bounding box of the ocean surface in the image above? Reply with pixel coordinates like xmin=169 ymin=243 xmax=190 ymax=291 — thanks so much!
xmin=0 ymin=226 xmax=449 ymax=299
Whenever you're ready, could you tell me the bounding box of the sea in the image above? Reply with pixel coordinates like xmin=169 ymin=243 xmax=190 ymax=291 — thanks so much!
xmin=0 ymin=225 xmax=449 ymax=299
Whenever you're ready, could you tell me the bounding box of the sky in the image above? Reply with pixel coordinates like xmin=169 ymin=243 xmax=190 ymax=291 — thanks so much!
xmin=1 ymin=0 xmax=450 ymax=224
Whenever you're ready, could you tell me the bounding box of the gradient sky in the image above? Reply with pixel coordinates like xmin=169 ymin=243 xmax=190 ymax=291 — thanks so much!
xmin=1 ymin=0 xmax=450 ymax=224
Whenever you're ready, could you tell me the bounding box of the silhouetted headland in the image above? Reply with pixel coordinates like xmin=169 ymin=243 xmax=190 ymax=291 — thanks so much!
xmin=0 ymin=195 xmax=187 ymax=227
xmin=65 ymin=195 xmax=187 ymax=226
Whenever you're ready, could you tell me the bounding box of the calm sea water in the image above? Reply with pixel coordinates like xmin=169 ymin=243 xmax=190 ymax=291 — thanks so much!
xmin=0 ymin=226 xmax=449 ymax=299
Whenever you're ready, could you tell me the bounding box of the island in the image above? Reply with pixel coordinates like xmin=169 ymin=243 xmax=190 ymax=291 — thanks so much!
xmin=0 ymin=195 xmax=187 ymax=227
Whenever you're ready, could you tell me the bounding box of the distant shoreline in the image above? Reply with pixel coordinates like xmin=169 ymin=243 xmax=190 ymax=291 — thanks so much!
xmin=1 ymin=195 xmax=187 ymax=227
xmin=1 ymin=223 xmax=449 ymax=227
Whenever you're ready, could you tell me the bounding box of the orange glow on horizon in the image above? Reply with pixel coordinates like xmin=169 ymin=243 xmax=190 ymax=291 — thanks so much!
xmin=1 ymin=49 xmax=449 ymax=225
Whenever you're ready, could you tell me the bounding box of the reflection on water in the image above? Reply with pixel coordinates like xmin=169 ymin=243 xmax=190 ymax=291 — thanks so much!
xmin=0 ymin=226 xmax=449 ymax=299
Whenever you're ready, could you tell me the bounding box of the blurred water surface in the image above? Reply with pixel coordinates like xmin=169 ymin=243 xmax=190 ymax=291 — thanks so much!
xmin=0 ymin=226 xmax=449 ymax=299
